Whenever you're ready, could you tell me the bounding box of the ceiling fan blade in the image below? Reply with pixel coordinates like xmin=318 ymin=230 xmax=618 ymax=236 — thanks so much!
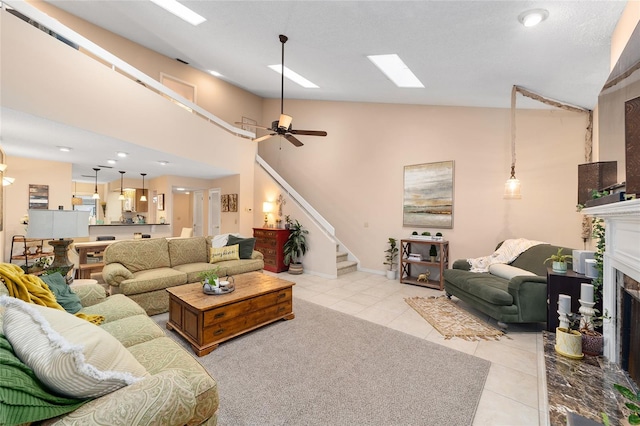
xmin=289 ymin=129 xmax=328 ymax=137
xmin=234 ymin=122 xmax=273 ymax=131
xmin=253 ymin=134 xmax=276 ymax=143
xmin=284 ymin=134 xmax=304 ymax=147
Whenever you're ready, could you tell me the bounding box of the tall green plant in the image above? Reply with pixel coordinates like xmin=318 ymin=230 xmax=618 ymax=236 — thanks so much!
xmin=592 ymin=216 xmax=605 ymax=303
xmin=283 ymin=220 xmax=308 ymax=265
xmin=383 ymin=238 xmax=398 ymax=271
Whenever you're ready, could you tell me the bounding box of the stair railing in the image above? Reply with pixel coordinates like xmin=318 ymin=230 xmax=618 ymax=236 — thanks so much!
xmin=2 ymin=0 xmax=254 ymax=139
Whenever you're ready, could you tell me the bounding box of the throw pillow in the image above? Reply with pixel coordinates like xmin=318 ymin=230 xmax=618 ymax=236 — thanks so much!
xmin=226 ymin=235 xmax=256 ymax=259
xmin=0 ymin=334 xmax=88 ymax=425
xmin=488 ymin=263 xmax=537 ymax=280
xmin=211 ymin=233 xmax=240 ymax=249
xmin=0 ymin=296 xmax=148 ymax=399
xmin=209 ymin=245 xmax=240 ymax=263
xmin=41 ymin=272 xmax=83 ymax=314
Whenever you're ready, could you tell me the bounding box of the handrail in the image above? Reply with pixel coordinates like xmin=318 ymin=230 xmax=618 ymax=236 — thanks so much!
xmin=2 ymin=0 xmax=255 ymax=139
xmin=256 ymin=155 xmax=335 ymax=236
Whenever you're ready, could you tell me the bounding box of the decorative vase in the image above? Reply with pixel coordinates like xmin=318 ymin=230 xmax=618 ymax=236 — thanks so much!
xmin=582 ymin=332 xmax=603 ymax=356
xmin=288 ymin=263 xmax=303 ymax=275
xmin=386 ymin=270 xmax=397 ymax=280
xmin=555 ymin=327 xmax=583 ymax=359
xmin=552 ymin=261 xmax=568 ymax=274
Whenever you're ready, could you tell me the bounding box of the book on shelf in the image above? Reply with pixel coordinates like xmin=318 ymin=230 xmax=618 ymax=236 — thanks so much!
xmin=407 ymin=253 xmax=423 ymax=261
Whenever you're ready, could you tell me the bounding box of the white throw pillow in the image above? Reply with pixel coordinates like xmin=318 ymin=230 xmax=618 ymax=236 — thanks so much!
xmin=211 ymin=233 xmax=241 ymax=248
xmin=488 ymin=264 xmax=537 ymax=280
xmin=0 ymin=296 xmax=147 ymax=398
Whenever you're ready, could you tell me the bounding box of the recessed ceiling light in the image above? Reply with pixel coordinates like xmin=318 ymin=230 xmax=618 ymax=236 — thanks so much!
xmin=117 ymin=152 xmax=128 ymax=158
xmin=107 ymin=159 xmax=116 ymax=165
xmin=149 ymin=0 xmax=206 ymax=26
xmin=268 ymin=65 xmax=319 ymax=89
xmin=518 ymin=9 xmax=549 ymax=27
xmin=158 ymin=161 xmax=169 ymax=166
xmin=57 ymin=146 xmax=72 ymax=152
xmin=208 ymin=70 xmax=222 ymax=77
xmin=176 ymin=187 xmax=185 ymax=191
xmin=367 ymin=54 xmax=424 ymax=88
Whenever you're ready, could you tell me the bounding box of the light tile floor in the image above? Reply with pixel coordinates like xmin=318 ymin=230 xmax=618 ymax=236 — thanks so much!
xmin=269 ymin=270 xmax=548 ymax=426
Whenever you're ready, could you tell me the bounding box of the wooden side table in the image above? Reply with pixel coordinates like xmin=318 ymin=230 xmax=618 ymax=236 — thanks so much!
xmin=253 ymin=228 xmax=291 ymax=273
xmin=546 ymin=268 xmax=601 ymax=332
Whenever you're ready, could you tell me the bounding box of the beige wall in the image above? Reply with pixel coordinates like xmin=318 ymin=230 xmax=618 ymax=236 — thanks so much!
xmin=3 ymin=157 xmax=73 ymax=262
xmin=258 ymin=99 xmax=589 ymax=270
xmin=172 ymin=192 xmax=192 ymax=237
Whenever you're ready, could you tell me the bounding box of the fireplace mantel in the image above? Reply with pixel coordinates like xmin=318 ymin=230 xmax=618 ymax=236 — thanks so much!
xmin=582 ymin=198 xmax=640 ymax=362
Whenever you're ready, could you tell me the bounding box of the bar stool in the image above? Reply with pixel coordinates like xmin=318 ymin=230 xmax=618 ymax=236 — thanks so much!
xmin=96 ymin=236 xmax=115 ymax=241
xmin=142 ymin=234 xmax=151 ymax=239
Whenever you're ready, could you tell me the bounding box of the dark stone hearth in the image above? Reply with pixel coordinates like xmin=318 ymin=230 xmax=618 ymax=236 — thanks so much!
xmin=544 ymin=331 xmax=636 ymax=426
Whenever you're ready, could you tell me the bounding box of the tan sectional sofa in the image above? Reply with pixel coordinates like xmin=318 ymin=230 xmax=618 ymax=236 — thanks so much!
xmin=0 ymin=280 xmax=218 ymax=425
xmin=102 ymin=236 xmax=264 ymax=315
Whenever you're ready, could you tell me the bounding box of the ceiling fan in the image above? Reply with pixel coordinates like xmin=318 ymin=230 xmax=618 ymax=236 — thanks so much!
xmin=236 ymin=34 xmax=327 ymax=147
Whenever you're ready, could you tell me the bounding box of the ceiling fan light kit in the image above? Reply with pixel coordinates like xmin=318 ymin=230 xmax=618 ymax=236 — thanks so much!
xmin=235 ymin=35 xmax=327 ymax=147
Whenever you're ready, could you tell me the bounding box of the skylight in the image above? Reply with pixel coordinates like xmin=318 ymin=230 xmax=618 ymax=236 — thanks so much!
xmin=367 ymin=54 xmax=424 ymax=88
xmin=268 ymin=65 xmax=319 ymax=89
xmin=149 ymin=0 xmax=206 ymax=26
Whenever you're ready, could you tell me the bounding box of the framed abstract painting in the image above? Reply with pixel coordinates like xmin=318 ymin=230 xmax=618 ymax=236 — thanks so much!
xmin=403 ymin=161 xmax=454 ymax=228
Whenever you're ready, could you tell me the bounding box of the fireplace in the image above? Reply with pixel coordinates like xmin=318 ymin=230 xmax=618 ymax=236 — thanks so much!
xmin=582 ymin=199 xmax=640 ymax=386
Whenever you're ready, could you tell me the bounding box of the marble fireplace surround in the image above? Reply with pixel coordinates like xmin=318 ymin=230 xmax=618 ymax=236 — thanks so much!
xmin=582 ymin=198 xmax=640 ymax=364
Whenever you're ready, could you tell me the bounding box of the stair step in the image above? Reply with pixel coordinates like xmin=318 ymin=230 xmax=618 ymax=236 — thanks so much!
xmin=337 ymin=260 xmax=357 ymax=276
xmin=336 ymin=251 xmax=348 ymax=262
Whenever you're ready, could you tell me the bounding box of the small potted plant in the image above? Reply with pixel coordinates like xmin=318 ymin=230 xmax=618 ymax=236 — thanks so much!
xmin=284 ymin=220 xmax=308 ymax=275
xmin=580 ymin=309 xmax=609 ymax=356
xmin=383 ymin=237 xmax=399 ymax=280
xmin=429 ymin=244 xmax=438 ymax=262
xmin=555 ymin=313 xmax=583 ymax=359
xmin=544 ymin=248 xmax=572 ymax=274
xmin=199 ymin=267 xmax=221 ymax=294
xmin=284 ymin=215 xmax=292 ymax=230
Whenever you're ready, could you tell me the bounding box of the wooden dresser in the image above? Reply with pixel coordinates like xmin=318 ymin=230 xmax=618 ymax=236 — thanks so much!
xmin=253 ymin=228 xmax=291 ymax=273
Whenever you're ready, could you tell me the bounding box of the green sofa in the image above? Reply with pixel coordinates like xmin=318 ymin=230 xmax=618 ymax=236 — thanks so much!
xmin=443 ymin=243 xmax=574 ymax=327
xmin=0 ymin=280 xmax=218 ymax=425
xmin=102 ymin=236 xmax=264 ymax=315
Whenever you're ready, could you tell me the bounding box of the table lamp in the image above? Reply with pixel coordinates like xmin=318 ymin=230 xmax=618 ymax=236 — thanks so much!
xmin=26 ymin=209 xmax=90 ymax=271
xmin=262 ymin=202 xmax=273 ymax=227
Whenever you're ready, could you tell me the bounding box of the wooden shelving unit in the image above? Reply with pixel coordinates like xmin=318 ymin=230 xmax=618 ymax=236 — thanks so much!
xmin=400 ymin=239 xmax=449 ymax=290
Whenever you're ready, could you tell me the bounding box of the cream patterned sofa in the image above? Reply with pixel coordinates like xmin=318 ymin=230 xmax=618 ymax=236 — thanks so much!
xmin=102 ymin=236 xmax=264 ymax=315
xmin=0 ymin=280 xmax=218 ymax=425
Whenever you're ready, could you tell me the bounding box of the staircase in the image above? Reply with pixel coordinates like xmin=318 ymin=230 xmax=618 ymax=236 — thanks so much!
xmin=336 ymin=245 xmax=358 ymax=276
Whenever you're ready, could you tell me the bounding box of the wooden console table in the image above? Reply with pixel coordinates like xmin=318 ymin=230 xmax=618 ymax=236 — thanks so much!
xmin=400 ymin=239 xmax=449 ymax=290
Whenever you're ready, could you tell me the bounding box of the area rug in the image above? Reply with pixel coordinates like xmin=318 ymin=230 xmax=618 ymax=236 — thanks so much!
xmin=405 ymin=295 xmax=505 ymax=341
xmin=154 ymin=297 xmax=490 ymax=425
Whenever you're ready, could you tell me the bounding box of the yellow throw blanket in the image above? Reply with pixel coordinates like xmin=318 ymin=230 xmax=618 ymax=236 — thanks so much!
xmin=0 ymin=263 xmax=104 ymax=325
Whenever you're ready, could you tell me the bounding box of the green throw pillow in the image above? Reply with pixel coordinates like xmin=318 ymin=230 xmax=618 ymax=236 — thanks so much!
xmin=226 ymin=235 xmax=256 ymax=259
xmin=40 ymin=272 xmax=83 ymax=314
xmin=0 ymin=334 xmax=88 ymax=425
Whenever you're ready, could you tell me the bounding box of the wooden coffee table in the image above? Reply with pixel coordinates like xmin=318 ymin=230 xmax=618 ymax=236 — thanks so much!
xmin=166 ymin=272 xmax=295 ymax=356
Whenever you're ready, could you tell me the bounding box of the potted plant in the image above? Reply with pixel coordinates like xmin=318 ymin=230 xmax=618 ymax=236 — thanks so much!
xmin=544 ymin=248 xmax=572 ymax=274
xmin=555 ymin=313 xmax=583 ymax=359
xmin=284 ymin=220 xmax=308 ymax=275
xmin=199 ymin=267 xmax=221 ymax=293
xmin=284 ymin=215 xmax=292 ymax=230
xmin=602 ymin=384 xmax=640 ymax=425
xmin=580 ymin=309 xmax=609 ymax=356
xmin=383 ymin=238 xmax=399 ymax=280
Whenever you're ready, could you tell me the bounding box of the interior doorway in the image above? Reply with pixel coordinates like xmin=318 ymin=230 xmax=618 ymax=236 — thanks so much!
xmin=193 ymin=191 xmax=204 ymax=237
xmin=208 ymin=189 xmax=221 ymax=236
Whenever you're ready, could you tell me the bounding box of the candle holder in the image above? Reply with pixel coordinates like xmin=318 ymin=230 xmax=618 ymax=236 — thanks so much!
xmin=579 ymin=299 xmax=596 ymax=332
xmin=558 ymin=310 xmax=570 ymax=330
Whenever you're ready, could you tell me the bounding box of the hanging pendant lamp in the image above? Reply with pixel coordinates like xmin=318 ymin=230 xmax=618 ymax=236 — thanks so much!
xmin=504 ymin=86 xmax=521 ymax=199
xmin=118 ymin=171 xmax=126 ymax=201
xmin=71 ymin=181 xmax=83 ymax=205
xmin=92 ymin=168 xmax=100 ymax=200
xmin=140 ymin=173 xmax=147 ymax=202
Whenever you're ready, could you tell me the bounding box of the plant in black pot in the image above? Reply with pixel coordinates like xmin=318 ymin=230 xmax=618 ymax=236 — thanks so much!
xmin=284 ymin=220 xmax=308 ymax=275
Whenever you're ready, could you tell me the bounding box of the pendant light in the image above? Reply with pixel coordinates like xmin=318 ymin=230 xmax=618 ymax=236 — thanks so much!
xmin=92 ymin=168 xmax=100 ymax=200
xmin=140 ymin=173 xmax=147 ymax=202
xmin=118 ymin=171 xmax=126 ymax=201
xmin=71 ymin=181 xmax=83 ymax=205
xmin=504 ymin=86 xmax=521 ymax=199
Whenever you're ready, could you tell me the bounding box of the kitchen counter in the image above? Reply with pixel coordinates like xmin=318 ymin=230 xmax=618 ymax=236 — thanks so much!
xmin=88 ymin=223 xmax=172 ymax=240
xmin=89 ymin=223 xmax=170 ymax=226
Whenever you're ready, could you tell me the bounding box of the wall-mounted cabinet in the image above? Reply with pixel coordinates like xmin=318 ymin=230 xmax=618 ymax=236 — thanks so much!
xmin=135 ymin=189 xmax=148 ymax=212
